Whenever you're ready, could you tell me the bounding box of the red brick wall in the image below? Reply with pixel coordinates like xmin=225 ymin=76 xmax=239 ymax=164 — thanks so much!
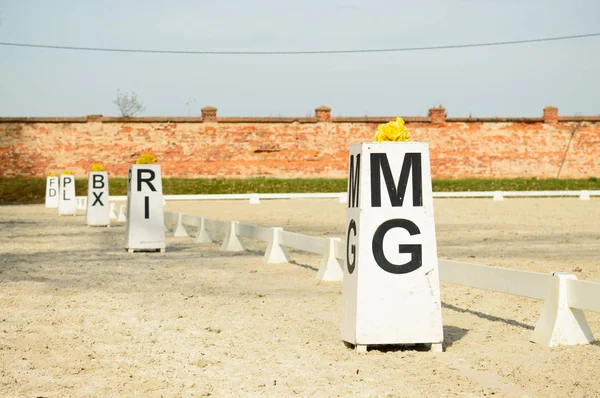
xmin=1 ymin=107 xmax=599 ymax=179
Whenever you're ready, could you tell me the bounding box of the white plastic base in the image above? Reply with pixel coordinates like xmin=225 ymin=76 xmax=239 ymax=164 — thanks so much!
xmin=264 ymin=227 xmax=290 ymax=264
xmin=579 ymin=190 xmax=590 ymax=200
xmin=531 ymin=272 xmax=595 ymax=347
xmin=117 ymin=205 xmax=127 ymax=222
xmin=173 ymin=212 xmax=189 ymax=237
xmin=249 ymin=194 xmax=260 ymax=204
xmin=316 ymin=237 xmax=343 ymax=282
xmin=109 ymin=203 xmax=117 ymax=220
xmin=195 ymin=216 xmax=213 ymax=243
xmin=221 ymin=221 xmax=245 ymax=252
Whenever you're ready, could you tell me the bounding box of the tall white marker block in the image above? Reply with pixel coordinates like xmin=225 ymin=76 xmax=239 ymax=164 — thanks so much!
xmin=45 ymin=176 xmax=59 ymax=208
xmin=86 ymin=171 xmax=110 ymax=227
xmin=58 ymin=174 xmax=77 ymax=216
xmin=342 ymin=142 xmax=443 ymax=350
xmin=124 ymin=164 xmax=165 ymax=252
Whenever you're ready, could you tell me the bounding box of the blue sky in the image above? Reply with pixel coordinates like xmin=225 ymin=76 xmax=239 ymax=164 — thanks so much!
xmin=1 ymin=0 xmax=599 ymax=117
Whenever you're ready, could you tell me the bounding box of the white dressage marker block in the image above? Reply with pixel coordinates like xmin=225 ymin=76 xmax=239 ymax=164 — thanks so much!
xmin=531 ymin=273 xmax=594 ymax=347
xmin=342 ymin=142 xmax=444 ymax=351
xmin=58 ymin=175 xmax=77 ymax=216
xmin=493 ymin=191 xmax=504 ymax=201
xmin=125 ymin=164 xmax=165 ymax=252
xmin=45 ymin=176 xmax=59 ymax=208
xmin=86 ymin=171 xmax=110 ymax=227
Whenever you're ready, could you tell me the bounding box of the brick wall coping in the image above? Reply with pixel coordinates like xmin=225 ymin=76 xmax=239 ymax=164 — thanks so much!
xmin=1 ymin=115 xmax=598 ymax=124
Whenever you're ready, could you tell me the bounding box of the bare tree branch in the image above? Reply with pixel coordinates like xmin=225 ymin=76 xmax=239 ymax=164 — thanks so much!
xmin=113 ymin=89 xmax=145 ymax=117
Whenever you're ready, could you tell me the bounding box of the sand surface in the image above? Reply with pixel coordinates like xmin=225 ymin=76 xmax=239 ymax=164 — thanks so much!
xmin=0 ymin=198 xmax=599 ymax=397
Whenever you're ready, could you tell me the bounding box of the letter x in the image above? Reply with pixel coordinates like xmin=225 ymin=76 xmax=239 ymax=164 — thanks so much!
xmin=92 ymin=192 xmax=104 ymax=206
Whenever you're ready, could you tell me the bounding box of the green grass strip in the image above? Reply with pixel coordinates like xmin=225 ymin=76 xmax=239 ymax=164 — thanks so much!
xmin=1 ymin=177 xmax=598 ymax=204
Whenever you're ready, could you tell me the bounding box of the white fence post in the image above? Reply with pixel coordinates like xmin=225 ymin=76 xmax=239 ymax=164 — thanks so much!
xmin=530 ymin=272 xmax=595 ymax=347
xmin=221 ymin=221 xmax=245 ymax=252
xmin=579 ymin=190 xmax=590 ymax=200
xmin=316 ymin=237 xmax=343 ymax=282
xmin=493 ymin=191 xmax=504 ymax=201
xmin=173 ymin=212 xmax=188 ymax=237
xmin=109 ymin=203 xmax=117 ymax=220
xmin=195 ymin=216 xmax=213 ymax=243
xmin=117 ymin=204 xmax=127 ymax=222
xmin=249 ymin=194 xmax=260 ymax=204
xmin=264 ymin=227 xmax=290 ymax=264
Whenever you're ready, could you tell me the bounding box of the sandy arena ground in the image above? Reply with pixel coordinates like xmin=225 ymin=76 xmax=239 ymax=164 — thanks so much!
xmin=0 ymin=198 xmax=599 ymax=397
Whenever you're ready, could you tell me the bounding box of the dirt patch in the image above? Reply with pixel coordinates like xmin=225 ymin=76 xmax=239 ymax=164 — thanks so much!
xmin=1 ymin=198 xmax=598 ymax=397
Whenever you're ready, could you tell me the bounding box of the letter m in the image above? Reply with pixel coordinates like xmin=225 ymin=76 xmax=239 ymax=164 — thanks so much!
xmin=370 ymin=152 xmax=423 ymax=207
xmin=348 ymin=154 xmax=360 ymax=208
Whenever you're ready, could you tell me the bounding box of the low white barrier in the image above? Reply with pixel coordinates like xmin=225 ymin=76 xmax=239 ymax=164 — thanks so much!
xmin=164 ymin=210 xmax=600 ymax=347
xmin=432 ymin=190 xmax=599 ymax=200
xmin=89 ymin=189 xmax=600 ymax=205
xmin=167 ymin=211 xmax=343 ymax=281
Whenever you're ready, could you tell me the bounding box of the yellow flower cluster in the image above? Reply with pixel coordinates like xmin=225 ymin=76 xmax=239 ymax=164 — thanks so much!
xmin=48 ymin=173 xmax=57 ymax=177
xmin=91 ymin=163 xmax=105 ymax=172
xmin=136 ymin=153 xmax=157 ymax=164
xmin=373 ymin=117 xmax=410 ymax=142
xmin=62 ymin=170 xmax=73 ymax=175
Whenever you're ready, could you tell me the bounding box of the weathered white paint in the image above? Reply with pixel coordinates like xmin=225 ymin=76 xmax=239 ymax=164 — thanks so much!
xmin=531 ymin=273 xmax=595 ymax=347
xmin=58 ymin=174 xmax=77 ymax=216
xmin=341 ymin=142 xmax=443 ymax=348
xmin=86 ymin=171 xmax=110 ymax=227
xmin=45 ymin=176 xmax=59 ymax=208
xmin=125 ymin=164 xmax=165 ymax=252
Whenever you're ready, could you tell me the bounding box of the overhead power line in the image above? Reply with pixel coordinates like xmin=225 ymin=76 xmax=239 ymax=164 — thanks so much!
xmin=0 ymin=32 xmax=599 ymax=55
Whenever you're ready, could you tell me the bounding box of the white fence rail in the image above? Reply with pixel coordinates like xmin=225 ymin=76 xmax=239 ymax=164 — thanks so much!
xmin=438 ymin=259 xmax=552 ymax=300
xmin=75 ymin=189 xmax=599 ymax=209
xmin=164 ymin=209 xmax=600 ymax=347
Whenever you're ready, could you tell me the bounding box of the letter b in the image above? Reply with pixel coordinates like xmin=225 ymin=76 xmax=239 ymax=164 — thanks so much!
xmin=93 ymin=174 xmax=105 ymax=189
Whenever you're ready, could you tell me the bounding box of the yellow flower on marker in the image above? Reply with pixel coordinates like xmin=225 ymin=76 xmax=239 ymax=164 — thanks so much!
xmin=91 ymin=163 xmax=105 ymax=172
xmin=373 ymin=117 xmax=410 ymax=142
xmin=48 ymin=173 xmax=57 ymax=177
xmin=62 ymin=170 xmax=73 ymax=175
xmin=136 ymin=153 xmax=157 ymax=164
